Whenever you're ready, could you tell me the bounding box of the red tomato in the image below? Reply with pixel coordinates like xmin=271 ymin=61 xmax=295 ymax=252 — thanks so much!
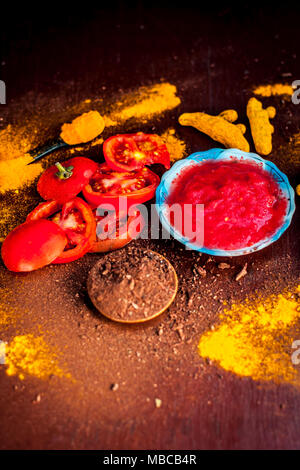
xmin=89 ymin=207 xmax=145 ymax=253
xmin=103 ymin=133 xmax=170 ymax=171
xmin=1 ymin=220 xmax=67 ymax=272
xmin=82 ymin=163 xmax=160 ymax=211
xmin=27 ymin=197 xmax=96 ymax=263
xmin=37 ymin=157 xmax=99 ymax=204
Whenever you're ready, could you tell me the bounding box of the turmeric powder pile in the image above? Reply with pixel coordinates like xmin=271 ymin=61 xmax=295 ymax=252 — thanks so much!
xmin=60 ymin=110 xmax=105 ymax=145
xmin=109 ymin=82 xmax=181 ymax=124
xmin=198 ymin=286 xmax=300 ymax=386
xmin=5 ymin=334 xmax=71 ymax=381
xmin=0 ymin=125 xmax=43 ymax=193
xmin=161 ymin=128 xmax=187 ymax=162
xmin=253 ymin=83 xmax=294 ymax=97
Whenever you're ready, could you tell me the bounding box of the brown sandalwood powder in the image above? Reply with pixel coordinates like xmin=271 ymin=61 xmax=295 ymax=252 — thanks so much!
xmin=198 ymin=286 xmax=300 ymax=386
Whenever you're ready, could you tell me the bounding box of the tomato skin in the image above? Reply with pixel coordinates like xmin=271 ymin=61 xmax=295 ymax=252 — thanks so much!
xmin=37 ymin=157 xmax=99 ymax=204
xmin=1 ymin=220 xmax=67 ymax=272
xmin=82 ymin=164 xmax=160 ymax=211
xmin=89 ymin=208 xmax=145 ymax=253
xmin=26 ymin=197 xmax=96 ymax=264
xmin=53 ymin=198 xmax=95 ymax=263
xmin=103 ymin=133 xmax=170 ymax=171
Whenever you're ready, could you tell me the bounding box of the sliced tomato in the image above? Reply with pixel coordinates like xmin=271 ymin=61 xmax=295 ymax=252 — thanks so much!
xmin=103 ymin=132 xmax=170 ymax=171
xmin=82 ymin=163 xmax=160 ymax=211
xmin=1 ymin=220 xmax=67 ymax=272
xmin=37 ymin=157 xmax=99 ymax=204
xmin=89 ymin=207 xmax=145 ymax=253
xmin=27 ymin=197 xmax=96 ymax=263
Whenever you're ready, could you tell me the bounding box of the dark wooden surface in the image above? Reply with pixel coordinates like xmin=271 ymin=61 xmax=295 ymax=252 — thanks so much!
xmin=0 ymin=3 xmax=300 ymax=450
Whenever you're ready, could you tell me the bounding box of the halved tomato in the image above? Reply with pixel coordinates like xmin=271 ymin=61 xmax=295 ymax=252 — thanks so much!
xmin=82 ymin=163 xmax=160 ymax=211
xmin=103 ymin=132 xmax=170 ymax=171
xmin=1 ymin=219 xmax=67 ymax=272
xmin=27 ymin=197 xmax=96 ymax=263
xmin=89 ymin=207 xmax=145 ymax=253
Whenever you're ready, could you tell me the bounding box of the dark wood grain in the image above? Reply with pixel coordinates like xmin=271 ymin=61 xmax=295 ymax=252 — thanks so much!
xmin=0 ymin=3 xmax=299 ymax=450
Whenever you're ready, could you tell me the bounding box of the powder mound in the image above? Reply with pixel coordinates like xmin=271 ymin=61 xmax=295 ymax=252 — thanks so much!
xmin=0 ymin=154 xmax=42 ymax=193
xmin=253 ymin=83 xmax=294 ymax=97
xmin=198 ymin=286 xmax=300 ymax=385
xmin=5 ymin=334 xmax=71 ymax=380
xmin=110 ymin=83 xmax=181 ymax=124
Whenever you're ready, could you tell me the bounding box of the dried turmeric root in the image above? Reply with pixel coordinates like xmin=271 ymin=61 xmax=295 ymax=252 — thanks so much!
xmin=60 ymin=110 xmax=105 ymax=145
xmin=246 ymin=97 xmax=275 ymax=156
xmin=296 ymin=184 xmax=300 ymax=196
xmin=179 ymin=110 xmax=249 ymax=152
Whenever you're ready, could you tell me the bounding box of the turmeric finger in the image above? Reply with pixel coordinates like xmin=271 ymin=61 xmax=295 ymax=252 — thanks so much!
xmin=179 ymin=112 xmax=250 ymax=152
xmin=247 ymin=98 xmax=275 ymax=156
xmin=219 ymin=109 xmax=238 ymax=123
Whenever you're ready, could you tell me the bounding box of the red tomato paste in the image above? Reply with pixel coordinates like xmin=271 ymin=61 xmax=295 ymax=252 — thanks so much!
xmin=166 ymin=159 xmax=287 ymax=250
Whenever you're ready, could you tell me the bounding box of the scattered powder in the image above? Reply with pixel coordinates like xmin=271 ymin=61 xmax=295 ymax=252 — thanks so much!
xmin=161 ymin=128 xmax=187 ymax=163
xmin=0 ymin=124 xmax=43 ymax=193
xmin=5 ymin=334 xmax=72 ymax=381
xmin=198 ymin=286 xmax=300 ymax=386
xmin=0 ymin=154 xmax=42 ymax=193
xmin=91 ymin=137 xmax=104 ymax=147
xmin=0 ymin=124 xmax=33 ymax=161
xmin=276 ymin=132 xmax=300 ymax=171
xmin=109 ymin=83 xmax=181 ymax=124
xmin=0 ymin=297 xmax=19 ymax=329
xmin=253 ymin=83 xmax=294 ymax=97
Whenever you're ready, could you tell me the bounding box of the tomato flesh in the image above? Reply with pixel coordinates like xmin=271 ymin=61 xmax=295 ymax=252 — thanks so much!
xmin=103 ymin=133 xmax=170 ymax=171
xmin=82 ymin=163 xmax=160 ymax=211
xmin=89 ymin=208 xmax=145 ymax=253
xmin=1 ymin=219 xmax=67 ymax=272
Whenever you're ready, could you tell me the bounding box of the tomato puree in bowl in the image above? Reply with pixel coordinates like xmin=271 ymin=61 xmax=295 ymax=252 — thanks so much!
xmin=166 ymin=160 xmax=288 ymax=250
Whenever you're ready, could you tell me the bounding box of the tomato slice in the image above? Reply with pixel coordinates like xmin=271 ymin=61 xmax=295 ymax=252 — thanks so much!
xmin=1 ymin=220 xmax=67 ymax=272
xmin=82 ymin=163 xmax=160 ymax=211
xmin=103 ymin=133 xmax=170 ymax=171
xmin=27 ymin=197 xmax=96 ymax=263
xmin=37 ymin=157 xmax=99 ymax=204
xmin=89 ymin=207 xmax=145 ymax=253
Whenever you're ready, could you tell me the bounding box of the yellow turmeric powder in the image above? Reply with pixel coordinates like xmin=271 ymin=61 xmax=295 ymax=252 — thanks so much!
xmin=5 ymin=334 xmax=71 ymax=381
xmin=110 ymin=83 xmax=181 ymax=124
xmin=60 ymin=110 xmax=105 ymax=145
xmin=247 ymin=97 xmax=276 ymax=155
xmin=296 ymin=184 xmax=300 ymax=196
xmin=179 ymin=110 xmax=250 ymax=152
xmin=161 ymin=128 xmax=187 ymax=163
xmin=0 ymin=154 xmax=42 ymax=193
xmin=0 ymin=124 xmax=43 ymax=193
xmin=253 ymin=83 xmax=294 ymax=97
xmin=198 ymin=286 xmax=300 ymax=386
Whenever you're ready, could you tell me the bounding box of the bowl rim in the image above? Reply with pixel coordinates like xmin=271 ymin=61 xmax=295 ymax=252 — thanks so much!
xmin=155 ymin=148 xmax=296 ymax=256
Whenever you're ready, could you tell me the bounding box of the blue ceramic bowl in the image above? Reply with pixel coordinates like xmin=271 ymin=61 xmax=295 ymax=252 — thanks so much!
xmin=155 ymin=148 xmax=296 ymax=256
